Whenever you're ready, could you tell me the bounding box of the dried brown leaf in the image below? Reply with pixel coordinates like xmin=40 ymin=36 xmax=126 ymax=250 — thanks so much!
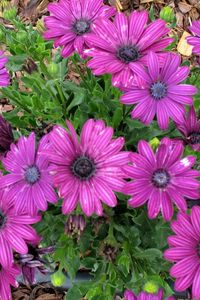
xmin=178 ymin=2 xmax=192 ymax=14
xmin=177 ymin=31 xmax=193 ymax=56
xmin=176 ymin=12 xmax=184 ymax=28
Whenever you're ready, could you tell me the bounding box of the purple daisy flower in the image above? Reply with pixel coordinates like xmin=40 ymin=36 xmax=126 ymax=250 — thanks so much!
xmin=19 ymin=245 xmax=54 ymax=285
xmin=44 ymin=0 xmax=115 ymax=58
xmin=124 ymin=138 xmax=200 ymax=221
xmin=0 ymin=51 xmax=9 ymax=87
xmin=0 ymin=264 xmax=20 ymax=300
xmin=0 ymin=115 xmax=14 ymax=161
xmin=121 ymin=52 xmax=197 ymax=130
xmin=164 ymin=206 xmax=200 ymax=299
xmin=0 ymin=189 xmax=40 ymax=267
xmin=84 ymin=11 xmax=173 ymax=87
xmin=176 ymin=106 xmax=200 ymax=152
xmin=124 ymin=289 xmax=175 ymax=300
xmin=46 ymin=119 xmax=130 ymax=216
xmin=0 ymin=133 xmax=57 ymax=215
xmin=187 ymin=21 xmax=200 ymax=56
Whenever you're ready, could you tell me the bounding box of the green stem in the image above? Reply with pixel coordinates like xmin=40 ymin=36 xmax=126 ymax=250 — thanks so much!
xmin=55 ymin=81 xmax=67 ymax=117
xmin=71 ymin=57 xmax=93 ymax=93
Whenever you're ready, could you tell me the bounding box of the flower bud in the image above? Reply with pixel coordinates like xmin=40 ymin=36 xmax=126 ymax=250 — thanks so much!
xmin=3 ymin=7 xmax=17 ymax=20
xmin=160 ymin=7 xmax=175 ymax=23
xmin=144 ymin=281 xmax=159 ymax=294
xmin=16 ymin=31 xmax=27 ymax=43
xmin=47 ymin=63 xmax=59 ymax=76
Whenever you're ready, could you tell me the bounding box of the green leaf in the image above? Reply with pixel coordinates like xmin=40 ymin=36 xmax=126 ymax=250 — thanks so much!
xmin=65 ymin=286 xmax=82 ymax=300
xmin=117 ymin=253 xmax=131 ymax=277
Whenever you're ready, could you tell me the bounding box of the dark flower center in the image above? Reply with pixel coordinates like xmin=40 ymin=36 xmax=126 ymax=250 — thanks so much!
xmin=24 ymin=166 xmax=40 ymax=184
xmin=152 ymin=169 xmax=170 ymax=188
xmin=117 ymin=45 xmax=140 ymax=63
xmin=188 ymin=132 xmax=200 ymax=145
xmin=197 ymin=244 xmax=200 ymax=257
xmin=73 ymin=19 xmax=90 ymax=36
xmin=0 ymin=211 xmax=6 ymax=229
xmin=150 ymin=82 xmax=167 ymax=100
xmin=71 ymin=156 xmax=96 ymax=180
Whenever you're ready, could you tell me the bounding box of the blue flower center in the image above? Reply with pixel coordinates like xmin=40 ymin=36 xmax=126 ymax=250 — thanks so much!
xmin=0 ymin=211 xmax=6 ymax=229
xmin=189 ymin=132 xmax=200 ymax=145
xmin=197 ymin=244 xmax=200 ymax=256
xmin=117 ymin=45 xmax=140 ymax=63
xmin=72 ymin=156 xmax=95 ymax=180
xmin=73 ymin=19 xmax=90 ymax=36
xmin=150 ymin=82 xmax=167 ymax=100
xmin=24 ymin=166 xmax=40 ymax=184
xmin=152 ymin=169 xmax=170 ymax=188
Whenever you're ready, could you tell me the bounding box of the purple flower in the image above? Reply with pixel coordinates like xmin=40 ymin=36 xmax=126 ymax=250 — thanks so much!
xmin=121 ymin=52 xmax=197 ymax=130
xmin=47 ymin=119 xmax=130 ymax=216
xmin=0 ymin=189 xmax=40 ymax=267
xmin=176 ymin=106 xmax=200 ymax=152
xmin=44 ymin=0 xmax=115 ymax=58
xmin=124 ymin=290 xmax=135 ymax=300
xmin=19 ymin=245 xmax=54 ymax=285
xmin=187 ymin=21 xmax=200 ymax=55
xmin=0 ymin=133 xmax=57 ymax=215
xmin=0 ymin=264 xmax=20 ymax=300
xmin=84 ymin=11 xmax=173 ymax=87
xmin=124 ymin=138 xmax=200 ymax=221
xmin=0 ymin=51 xmax=9 ymax=87
xmin=124 ymin=289 xmax=175 ymax=300
xmin=0 ymin=115 xmax=14 ymax=160
xmin=164 ymin=206 xmax=200 ymax=299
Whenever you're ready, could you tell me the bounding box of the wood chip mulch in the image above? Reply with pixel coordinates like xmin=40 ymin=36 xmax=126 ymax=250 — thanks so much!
xmin=12 ymin=283 xmax=65 ymax=300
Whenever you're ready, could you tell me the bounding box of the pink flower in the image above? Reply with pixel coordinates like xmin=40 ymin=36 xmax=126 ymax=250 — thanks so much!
xmin=121 ymin=52 xmax=197 ymax=130
xmin=0 ymin=264 xmax=20 ymax=300
xmin=84 ymin=11 xmax=173 ymax=87
xmin=0 ymin=51 xmax=9 ymax=87
xmin=124 ymin=290 xmax=136 ymax=300
xmin=187 ymin=21 xmax=200 ymax=56
xmin=0 ymin=133 xmax=57 ymax=215
xmin=124 ymin=138 xmax=200 ymax=221
xmin=176 ymin=106 xmax=200 ymax=152
xmin=124 ymin=289 xmax=175 ymax=300
xmin=46 ymin=119 xmax=130 ymax=216
xmin=164 ymin=206 xmax=200 ymax=299
xmin=44 ymin=0 xmax=115 ymax=58
xmin=0 ymin=190 xmax=40 ymax=267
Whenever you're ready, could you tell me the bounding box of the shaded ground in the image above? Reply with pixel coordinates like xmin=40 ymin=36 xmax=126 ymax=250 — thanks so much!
xmin=12 ymin=283 xmax=65 ymax=300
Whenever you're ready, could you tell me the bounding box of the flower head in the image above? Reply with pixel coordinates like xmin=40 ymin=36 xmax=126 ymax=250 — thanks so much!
xmin=47 ymin=119 xmax=130 ymax=216
xmin=0 ymin=133 xmax=57 ymax=215
xmin=187 ymin=21 xmax=200 ymax=56
xmin=0 ymin=264 xmax=20 ymax=300
xmin=176 ymin=106 xmax=200 ymax=152
xmin=65 ymin=214 xmax=86 ymax=239
xmin=0 ymin=115 xmax=14 ymax=160
xmin=84 ymin=11 xmax=173 ymax=87
xmin=0 ymin=51 xmax=9 ymax=87
xmin=0 ymin=190 xmax=40 ymax=267
xmin=124 ymin=138 xmax=200 ymax=221
xmin=19 ymin=245 xmax=54 ymax=285
xmin=164 ymin=206 xmax=200 ymax=299
xmin=121 ymin=52 xmax=197 ymax=130
xmin=44 ymin=0 xmax=115 ymax=58
xmin=124 ymin=289 xmax=175 ymax=300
